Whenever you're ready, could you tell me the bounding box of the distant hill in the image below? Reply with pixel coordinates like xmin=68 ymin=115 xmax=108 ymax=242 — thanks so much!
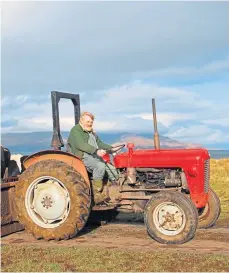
xmin=1 ymin=131 xmax=199 ymax=155
xmin=114 ymin=134 xmax=199 ymax=149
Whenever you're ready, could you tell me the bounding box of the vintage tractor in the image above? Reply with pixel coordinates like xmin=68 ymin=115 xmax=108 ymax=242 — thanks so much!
xmin=1 ymin=91 xmax=221 ymax=244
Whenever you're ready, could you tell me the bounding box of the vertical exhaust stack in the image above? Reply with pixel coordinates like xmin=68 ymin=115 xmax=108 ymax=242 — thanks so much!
xmin=152 ymin=98 xmax=160 ymax=150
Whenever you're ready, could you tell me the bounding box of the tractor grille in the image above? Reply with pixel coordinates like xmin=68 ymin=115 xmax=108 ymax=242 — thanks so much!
xmin=204 ymin=159 xmax=210 ymax=193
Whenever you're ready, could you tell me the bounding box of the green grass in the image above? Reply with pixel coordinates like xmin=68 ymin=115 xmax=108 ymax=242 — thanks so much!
xmin=1 ymin=245 xmax=229 ymax=272
xmin=210 ymin=159 xmax=229 ymax=222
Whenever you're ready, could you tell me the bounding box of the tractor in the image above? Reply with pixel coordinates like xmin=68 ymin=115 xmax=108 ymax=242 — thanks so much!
xmin=1 ymin=91 xmax=221 ymax=244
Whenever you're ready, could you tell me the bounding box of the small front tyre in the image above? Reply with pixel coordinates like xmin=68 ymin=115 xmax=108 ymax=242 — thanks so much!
xmin=144 ymin=192 xmax=198 ymax=244
xmin=198 ymin=188 xmax=221 ymax=229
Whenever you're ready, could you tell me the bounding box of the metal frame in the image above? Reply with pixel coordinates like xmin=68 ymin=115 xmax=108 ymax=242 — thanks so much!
xmin=51 ymin=91 xmax=80 ymax=150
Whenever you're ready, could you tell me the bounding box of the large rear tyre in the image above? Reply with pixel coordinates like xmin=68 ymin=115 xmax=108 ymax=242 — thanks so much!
xmin=198 ymin=188 xmax=221 ymax=229
xmin=144 ymin=192 xmax=198 ymax=244
xmin=15 ymin=159 xmax=91 ymax=240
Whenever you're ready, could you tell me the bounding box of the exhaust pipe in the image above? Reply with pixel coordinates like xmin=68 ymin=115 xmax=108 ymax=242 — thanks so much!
xmin=152 ymin=98 xmax=160 ymax=150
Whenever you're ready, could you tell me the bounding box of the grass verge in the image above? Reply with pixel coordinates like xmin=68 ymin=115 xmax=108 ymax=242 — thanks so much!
xmin=210 ymin=159 xmax=229 ymax=223
xmin=1 ymin=245 xmax=229 ymax=272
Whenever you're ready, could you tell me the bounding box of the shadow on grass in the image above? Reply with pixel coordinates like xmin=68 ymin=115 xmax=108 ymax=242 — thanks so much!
xmin=78 ymin=209 xmax=120 ymax=237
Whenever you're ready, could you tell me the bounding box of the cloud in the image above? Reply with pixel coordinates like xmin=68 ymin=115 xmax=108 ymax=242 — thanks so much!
xmin=127 ymin=112 xmax=195 ymax=127
xmin=133 ymin=57 xmax=229 ymax=81
xmin=79 ymin=81 xmax=216 ymax=116
xmin=1 ymin=1 xmax=228 ymax=148
xmin=1 ymin=119 xmax=18 ymax=128
xmin=1 ymin=95 xmax=28 ymax=109
xmin=1 ymin=81 xmax=228 ymax=143
xmin=201 ymin=118 xmax=229 ymax=127
xmin=167 ymin=125 xmax=228 ymax=144
xmin=2 ymin=2 xmax=229 ymax=97
xmin=1 ymin=2 xmax=63 ymax=37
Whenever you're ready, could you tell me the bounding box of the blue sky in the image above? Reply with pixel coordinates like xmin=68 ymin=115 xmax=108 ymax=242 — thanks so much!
xmin=1 ymin=1 xmax=229 ymax=149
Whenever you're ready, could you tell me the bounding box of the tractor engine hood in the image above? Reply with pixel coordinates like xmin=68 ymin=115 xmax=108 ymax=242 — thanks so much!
xmin=113 ymin=148 xmax=210 ymax=169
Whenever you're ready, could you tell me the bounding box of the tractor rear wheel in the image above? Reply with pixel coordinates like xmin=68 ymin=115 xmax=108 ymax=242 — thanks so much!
xmin=144 ymin=192 xmax=198 ymax=244
xmin=15 ymin=159 xmax=91 ymax=240
xmin=198 ymin=188 xmax=221 ymax=229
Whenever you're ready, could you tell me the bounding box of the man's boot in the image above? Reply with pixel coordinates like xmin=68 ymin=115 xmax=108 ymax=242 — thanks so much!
xmin=93 ymin=179 xmax=110 ymax=204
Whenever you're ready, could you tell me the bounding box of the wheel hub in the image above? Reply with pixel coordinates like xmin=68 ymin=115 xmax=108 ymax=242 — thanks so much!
xmin=25 ymin=176 xmax=71 ymax=228
xmin=41 ymin=195 xmax=53 ymax=209
xmin=153 ymin=202 xmax=186 ymax=236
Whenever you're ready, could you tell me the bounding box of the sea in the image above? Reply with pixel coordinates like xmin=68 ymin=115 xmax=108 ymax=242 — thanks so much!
xmin=208 ymin=150 xmax=229 ymax=159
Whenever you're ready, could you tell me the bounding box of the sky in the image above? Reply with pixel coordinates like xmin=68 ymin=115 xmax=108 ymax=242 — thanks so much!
xmin=1 ymin=1 xmax=229 ymax=149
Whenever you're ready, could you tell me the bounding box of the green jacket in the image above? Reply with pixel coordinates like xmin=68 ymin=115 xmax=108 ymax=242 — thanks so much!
xmin=67 ymin=124 xmax=112 ymax=159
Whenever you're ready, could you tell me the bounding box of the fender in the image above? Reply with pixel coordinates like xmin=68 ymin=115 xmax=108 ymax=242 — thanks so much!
xmin=23 ymin=150 xmax=90 ymax=186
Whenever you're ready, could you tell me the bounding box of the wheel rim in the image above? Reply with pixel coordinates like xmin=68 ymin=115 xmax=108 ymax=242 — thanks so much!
xmin=25 ymin=176 xmax=71 ymax=228
xmin=198 ymin=203 xmax=210 ymax=220
xmin=153 ymin=202 xmax=186 ymax=236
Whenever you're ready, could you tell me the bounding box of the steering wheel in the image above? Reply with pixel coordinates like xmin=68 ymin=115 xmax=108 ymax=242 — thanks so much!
xmin=106 ymin=144 xmax=125 ymax=154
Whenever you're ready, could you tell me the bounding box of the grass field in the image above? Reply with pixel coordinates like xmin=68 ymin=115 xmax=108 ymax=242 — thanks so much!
xmin=1 ymin=245 xmax=229 ymax=272
xmin=1 ymin=158 xmax=229 ymax=272
xmin=210 ymin=159 xmax=229 ymax=224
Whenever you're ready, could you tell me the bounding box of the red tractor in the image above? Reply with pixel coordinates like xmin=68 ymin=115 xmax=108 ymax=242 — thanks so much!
xmin=3 ymin=91 xmax=220 ymax=244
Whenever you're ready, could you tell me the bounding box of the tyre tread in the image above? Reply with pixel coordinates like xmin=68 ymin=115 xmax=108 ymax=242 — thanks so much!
xmin=15 ymin=159 xmax=91 ymax=241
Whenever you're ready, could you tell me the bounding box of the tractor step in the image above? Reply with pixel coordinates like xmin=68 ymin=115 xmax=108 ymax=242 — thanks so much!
xmin=92 ymin=204 xmax=116 ymax=211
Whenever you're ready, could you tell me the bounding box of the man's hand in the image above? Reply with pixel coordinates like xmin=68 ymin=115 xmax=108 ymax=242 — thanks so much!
xmin=97 ymin=149 xmax=107 ymax=157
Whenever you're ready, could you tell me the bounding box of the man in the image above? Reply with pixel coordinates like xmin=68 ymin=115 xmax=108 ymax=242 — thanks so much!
xmin=67 ymin=112 xmax=120 ymax=189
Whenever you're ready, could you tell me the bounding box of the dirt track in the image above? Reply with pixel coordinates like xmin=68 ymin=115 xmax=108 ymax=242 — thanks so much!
xmin=2 ymin=216 xmax=229 ymax=256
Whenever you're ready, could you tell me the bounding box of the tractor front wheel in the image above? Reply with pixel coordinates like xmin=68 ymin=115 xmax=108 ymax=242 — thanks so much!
xmin=198 ymin=188 xmax=221 ymax=229
xmin=15 ymin=159 xmax=91 ymax=240
xmin=144 ymin=192 xmax=198 ymax=244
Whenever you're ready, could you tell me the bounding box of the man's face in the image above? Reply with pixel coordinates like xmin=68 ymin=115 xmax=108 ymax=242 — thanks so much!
xmin=81 ymin=115 xmax=93 ymax=131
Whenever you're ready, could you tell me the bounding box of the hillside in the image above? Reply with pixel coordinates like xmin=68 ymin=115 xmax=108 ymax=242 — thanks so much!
xmin=115 ymin=134 xmax=199 ymax=149
xmin=1 ymin=131 xmax=199 ymax=155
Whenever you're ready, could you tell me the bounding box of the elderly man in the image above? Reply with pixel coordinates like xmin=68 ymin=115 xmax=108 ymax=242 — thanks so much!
xmin=68 ymin=112 xmax=120 ymax=189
